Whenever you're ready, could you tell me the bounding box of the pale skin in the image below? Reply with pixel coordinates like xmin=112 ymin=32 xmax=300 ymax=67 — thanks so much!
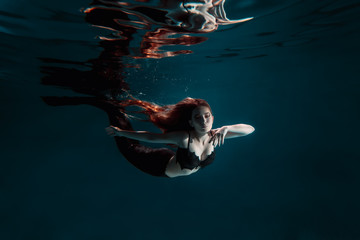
xmin=105 ymin=106 xmax=255 ymax=178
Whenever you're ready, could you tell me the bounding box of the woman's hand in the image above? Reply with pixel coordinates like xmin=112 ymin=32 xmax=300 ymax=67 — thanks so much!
xmin=209 ymin=126 xmax=228 ymax=147
xmin=105 ymin=126 xmax=122 ymax=137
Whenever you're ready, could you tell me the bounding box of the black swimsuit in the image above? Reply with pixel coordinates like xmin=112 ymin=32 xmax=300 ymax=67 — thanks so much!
xmin=176 ymin=131 xmax=216 ymax=170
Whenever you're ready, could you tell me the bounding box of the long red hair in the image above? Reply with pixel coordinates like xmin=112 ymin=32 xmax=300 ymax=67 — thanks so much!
xmin=118 ymin=97 xmax=212 ymax=133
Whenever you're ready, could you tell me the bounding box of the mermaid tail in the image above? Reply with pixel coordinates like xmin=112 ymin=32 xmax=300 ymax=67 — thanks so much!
xmin=42 ymin=96 xmax=173 ymax=177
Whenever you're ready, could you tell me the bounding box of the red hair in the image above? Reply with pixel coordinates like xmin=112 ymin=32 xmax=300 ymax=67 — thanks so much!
xmin=118 ymin=97 xmax=212 ymax=133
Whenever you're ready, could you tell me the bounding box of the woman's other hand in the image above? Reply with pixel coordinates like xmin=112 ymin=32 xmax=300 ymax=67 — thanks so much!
xmin=105 ymin=126 xmax=122 ymax=137
xmin=209 ymin=126 xmax=228 ymax=147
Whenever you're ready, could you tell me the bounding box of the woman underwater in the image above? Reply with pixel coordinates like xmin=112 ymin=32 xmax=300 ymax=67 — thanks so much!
xmin=105 ymin=97 xmax=254 ymax=178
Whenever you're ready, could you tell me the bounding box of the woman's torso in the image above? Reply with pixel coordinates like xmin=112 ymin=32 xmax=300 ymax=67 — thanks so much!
xmin=165 ymin=130 xmax=216 ymax=177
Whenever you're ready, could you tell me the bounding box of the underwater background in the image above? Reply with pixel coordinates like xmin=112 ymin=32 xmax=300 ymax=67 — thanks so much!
xmin=1 ymin=0 xmax=359 ymax=239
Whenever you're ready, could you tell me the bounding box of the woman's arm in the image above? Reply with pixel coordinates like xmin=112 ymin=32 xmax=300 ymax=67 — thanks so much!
xmin=221 ymin=124 xmax=255 ymax=139
xmin=209 ymin=124 xmax=255 ymax=147
xmin=105 ymin=126 xmax=185 ymax=145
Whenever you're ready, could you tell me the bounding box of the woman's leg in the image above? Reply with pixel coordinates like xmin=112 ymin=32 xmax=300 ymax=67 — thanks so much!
xmin=42 ymin=96 xmax=173 ymax=177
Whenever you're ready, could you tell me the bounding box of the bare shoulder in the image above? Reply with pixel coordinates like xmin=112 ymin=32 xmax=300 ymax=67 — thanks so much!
xmin=170 ymin=130 xmax=189 ymax=148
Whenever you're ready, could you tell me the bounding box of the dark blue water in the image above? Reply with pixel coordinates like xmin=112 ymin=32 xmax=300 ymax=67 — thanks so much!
xmin=1 ymin=0 xmax=360 ymax=239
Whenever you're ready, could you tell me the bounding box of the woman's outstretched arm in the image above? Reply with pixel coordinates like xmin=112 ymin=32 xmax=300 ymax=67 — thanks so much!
xmin=105 ymin=126 xmax=185 ymax=145
xmin=210 ymin=124 xmax=255 ymax=147
xmin=222 ymin=124 xmax=255 ymax=138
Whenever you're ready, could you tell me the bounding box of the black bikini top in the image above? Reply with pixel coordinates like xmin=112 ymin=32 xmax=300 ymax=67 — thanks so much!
xmin=176 ymin=131 xmax=216 ymax=170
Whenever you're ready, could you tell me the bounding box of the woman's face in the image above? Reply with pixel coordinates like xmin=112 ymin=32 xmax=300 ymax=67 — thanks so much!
xmin=189 ymin=106 xmax=214 ymax=133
